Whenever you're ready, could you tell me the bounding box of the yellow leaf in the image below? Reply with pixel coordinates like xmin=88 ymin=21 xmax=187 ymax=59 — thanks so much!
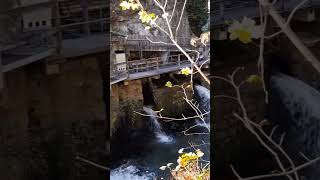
xmin=181 ymin=67 xmax=192 ymax=76
xmin=165 ymin=81 xmax=173 ymax=88
xmin=120 ymin=1 xmax=131 ymax=10
xmin=247 ymin=74 xmax=262 ymax=84
xmin=228 ymin=17 xmax=261 ymax=44
xmin=131 ymin=3 xmax=140 ymax=10
xmin=236 ymin=29 xmax=252 ymax=44
xmin=149 ymin=13 xmax=156 ymax=19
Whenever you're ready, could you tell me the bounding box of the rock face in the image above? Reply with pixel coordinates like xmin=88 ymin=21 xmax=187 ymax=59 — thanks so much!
xmin=0 ymin=55 xmax=106 ymax=180
xmin=111 ymin=0 xmax=193 ymax=44
xmin=152 ymin=83 xmax=193 ymax=118
xmin=110 ymin=79 xmax=144 ymax=136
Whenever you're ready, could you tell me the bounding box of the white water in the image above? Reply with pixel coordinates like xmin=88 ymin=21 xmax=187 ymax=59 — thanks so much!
xmin=143 ymin=106 xmax=173 ymax=143
xmin=194 ymin=85 xmax=210 ymax=103
xmin=111 ymin=164 xmax=154 ymax=180
xmin=271 ymin=74 xmax=320 ymax=156
xmin=194 ymin=85 xmax=210 ymax=129
xmin=271 ymin=74 xmax=320 ymax=179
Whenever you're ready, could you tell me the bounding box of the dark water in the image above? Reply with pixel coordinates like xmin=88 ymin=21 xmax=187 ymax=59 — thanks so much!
xmin=110 ymin=85 xmax=210 ymax=179
xmin=111 ymin=133 xmax=210 ymax=179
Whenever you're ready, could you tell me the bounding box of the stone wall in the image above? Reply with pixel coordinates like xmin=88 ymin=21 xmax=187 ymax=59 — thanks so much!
xmin=0 ymin=55 xmax=106 ymax=180
xmin=110 ymin=76 xmax=197 ymax=136
xmin=110 ymin=0 xmax=192 ymax=46
xmin=110 ymin=79 xmax=144 ymax=136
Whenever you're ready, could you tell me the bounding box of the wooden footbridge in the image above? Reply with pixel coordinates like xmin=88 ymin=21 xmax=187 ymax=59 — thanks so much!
xmin=110 ymin=52 xmax=210 ymax=85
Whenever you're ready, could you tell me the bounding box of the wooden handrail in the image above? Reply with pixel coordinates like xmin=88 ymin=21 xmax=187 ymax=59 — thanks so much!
xmin=128 ymin=53 xmax=192 ymax=62
xmin=58 ymin=18 xmax=108 ymax=29
xmin=124 ymin=53 xmax=194 ymax=72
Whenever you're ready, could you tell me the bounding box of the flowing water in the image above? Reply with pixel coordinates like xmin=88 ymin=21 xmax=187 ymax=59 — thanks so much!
xmin=111 ymin=85 xmax=210 ymax=180
xmin=194 ymin=85 xmax=210 ymax=129
xmin=143 ymin=106 xmax=173 ymax=143
xmin=270 ymin=74 xmax=320 ymax=179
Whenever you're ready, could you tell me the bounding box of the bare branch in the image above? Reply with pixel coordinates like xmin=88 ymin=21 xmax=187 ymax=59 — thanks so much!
xmin=265 ymin=0 xmax=309 ymax=39
xmin=169 ymin=0 xmax=177 ymax=22
xmin=134 ymin=110 xmax=210 ymax=122
xmin=146 ymin=37 xmax=175 ymax=45
xmin=76 ymin=156 xmax=109 ymax=171
xmin=175 ymin=0 xmax=187 ymax=38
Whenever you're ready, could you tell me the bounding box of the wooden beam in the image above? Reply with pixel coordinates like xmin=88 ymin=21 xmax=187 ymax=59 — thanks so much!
xmin=53 ymin=0 xmax=62 ymax=54
xmin=0 ymin=41 xmax=26 ymax=51
xmin=99 ymin=7 xmax=104 ymax=32
xmin=2 ymin=49 xmax=55 ymax=72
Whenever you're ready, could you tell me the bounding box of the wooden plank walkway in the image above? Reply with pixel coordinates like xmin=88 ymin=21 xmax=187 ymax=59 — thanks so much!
xmin=60 ymin=33 xmax=108 ymax=58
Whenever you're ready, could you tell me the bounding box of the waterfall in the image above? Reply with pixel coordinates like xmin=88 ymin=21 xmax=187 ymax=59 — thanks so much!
xmin=143 ymin=106 xmax=173 ymax=143
xmin=194 ymin=85 xmax=210 ymax=112
xmin=111 ymin=164 xmax=154 ymax=180
xmin=271 ymin=74 xmax=320 ymax=179
xmin=194 ymin=85 xmax=210 ymax=129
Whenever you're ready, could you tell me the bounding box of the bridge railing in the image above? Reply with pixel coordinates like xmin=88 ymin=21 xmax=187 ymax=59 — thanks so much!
xmin=126 ymin=53 xmax=193 ymax=73
xmin=110 ymin=51 xmax=208 ymax=83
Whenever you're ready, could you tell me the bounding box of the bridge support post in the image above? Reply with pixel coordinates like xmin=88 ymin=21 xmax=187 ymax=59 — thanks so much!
xmin=139 ymin=49 xmax=143 ymax=59
xmin=81 ymin=0 xmax=90 ymax=36
xmin=0 ymin=52 xmax=3 ymax=90
xmin=99 ymin=7 xmax=104 ymax=32
xmin=161 ymin=51 xmax=169 ymax=64
xmin=156 ymin=57 xmax=159 ymax=70
xmin=219 ymin=2 xmax=224 ymax=20
xmin=54 ymin=0 xmax=62 ymax=54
